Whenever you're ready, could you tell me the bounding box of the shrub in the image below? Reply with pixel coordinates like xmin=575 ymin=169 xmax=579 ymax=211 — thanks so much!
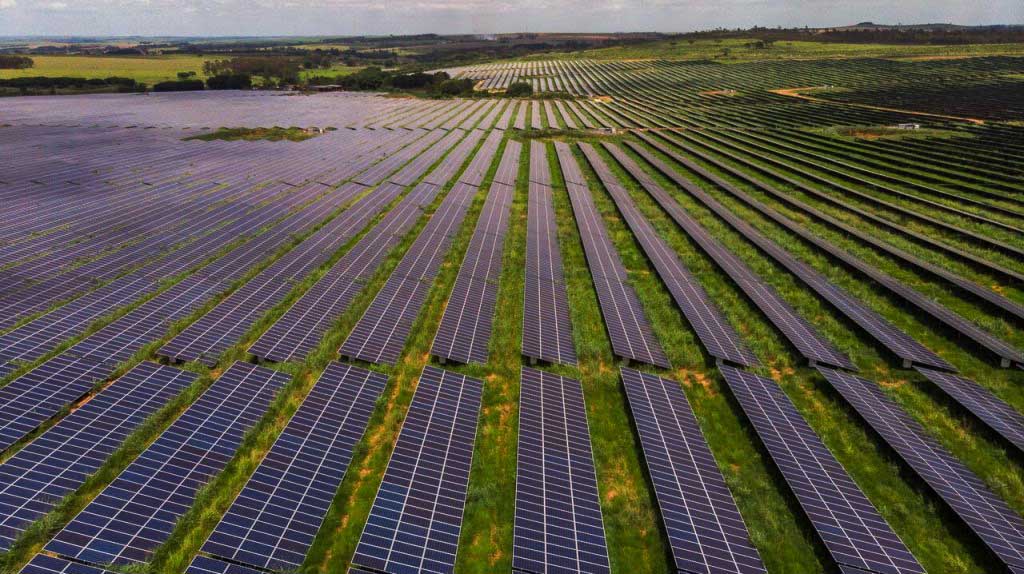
xmin=506 ymin=82 xmax=533 ymax=97
xmin=437 ymin=78 xmax=475 ymax=96
xmin=0 ymin=55 xmax=33 ymax=69
xmin=153 ymin=79 xmax=205 ymax=92
xmin=206 ymin=74 xmax=252 ymax=90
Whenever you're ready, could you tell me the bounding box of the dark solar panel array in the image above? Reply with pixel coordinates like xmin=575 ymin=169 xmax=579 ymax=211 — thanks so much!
xmin=20 ymin=555 xmax=116 ymax=574
xmin=620 ymin=368 xmax=766 ymax=574
xmin=522 ymin=141 xmax=577 ymax=366
xmin=818 ymin=366 xmax=1024 ymax=574
xmin=349 ymin=366 xmax=482 ymax=574
xmin=197 ymin=362 xmax=387 ymax=571
xmin=0 ymin=181 xmax=358 ymax=451
xmin=634 ymin=132 xmax=957 ymax=372
xmin=555 ymin=142 xmax=670 ymax=368
xmin=591 ymin=143 xmax=759 ymax=368
xmin=623 ymin=142 xmax=855 ymax=371
xmin=915 ymin=367 xmax=1024 ymax=454
xmin=340 ymin=135 xmax=501 ymax=365
xmin=249 ymin=181 xmax=438 ymax=363
xmin=432 ymin=140 xmax=521 ymax=364
xmin=0 ymin=362 xmax=195 ymax=550
xmin=513 ymin=367 xmax=610 ymax=574
xmin=248 ymin=130 xmax=489 ymax=364
xmin=719 ymin=366 xmax=923 ymax=574
xmin=158 ymin=182 xmax=382 ymax=365
xmin=664 ymin=130 xmax=1024 ymax=319
xmin=44 ymin=362 xmax=289 ymax=566
xmin=683 ymin=134 xmax=1024 ymax=358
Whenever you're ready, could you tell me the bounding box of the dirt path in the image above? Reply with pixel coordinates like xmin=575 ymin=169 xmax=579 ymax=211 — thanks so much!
xmin=770 ymin=87 xmax=986 ymax=125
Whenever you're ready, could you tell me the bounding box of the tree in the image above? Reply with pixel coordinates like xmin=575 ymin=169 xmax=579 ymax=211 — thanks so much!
xmin=206 ymin=74 xmax=252 ymax=90
xmin=0 ymin=55 xmax=34 ymax=69
xmin=506 ymin=82 xmax=533 ymax=97
xmin=177 ymin=71 xmax=197 ymax=80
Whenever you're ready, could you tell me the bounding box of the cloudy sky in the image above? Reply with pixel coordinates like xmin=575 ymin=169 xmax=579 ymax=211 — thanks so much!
xmin=0 ymin=0 xmax=1020 ymax=37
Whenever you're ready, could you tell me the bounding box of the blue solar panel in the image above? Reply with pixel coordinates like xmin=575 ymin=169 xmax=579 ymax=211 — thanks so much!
xmin=349 ymin=366 xmax=483 ymax=574
xmin=198 ymin=362 xmax=387 ymax=571
xmin=44 ymin=362 xmax=289 ymax=566
xmin=621 ymin=368 xmax=765 ymax=574
xmin=0 ymin=362 xmax=195 ymax=550
xmin=514 ymin=367 xmax=610 ymax=574
xmin=818 ymin=366 xmax=1024 ymax=574
xmin=720 ymin=366 xmax=923 ymax=574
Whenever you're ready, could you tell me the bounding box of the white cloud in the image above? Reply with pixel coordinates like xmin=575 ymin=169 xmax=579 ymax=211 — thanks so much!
xmin=0 ymin=0 xmax=16 ymax=9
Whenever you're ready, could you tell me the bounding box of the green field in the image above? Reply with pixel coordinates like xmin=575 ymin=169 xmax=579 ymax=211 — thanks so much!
xmin=0 ymin=54 xmax=215 ymax=84
xmin=532 ymin=37 xmax=1024 ymax=62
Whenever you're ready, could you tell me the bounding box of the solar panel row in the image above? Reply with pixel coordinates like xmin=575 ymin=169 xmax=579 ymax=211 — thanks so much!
xmin=349 ymin=366 xmax=483 ymax=574
xmin=158 ymin=182 xmax=377 ymax=365
xmin=817 ymin=367 xmax=1024 ymax=574
xmin=340 ymin=132 xmax=502 ymax=365
xmin=555 ymin=142 xmax=670 ymax=368
xmin=0 ymin=181 xmax=365 ymax=452
xmin=195 ymin=362 xmax=387 ymax=571
xmin=719 ymin=366 xmax=924 ymax=574
xmin=664 ymin=130 xmax=1024 ymax=319
xmin=44 ymin=362 xmax=290 ymax=566
xmin=592 ymin=143 xmax=759 ymax=368
xmin=620 ymin=368 xmax=766 ymax=574
xmin=0 ymin=362 xmax=195 ymax=550
xmin=915 ymin=367 xmax=1024 ymax=455
xmin=522 ymin=141 xmax=577 ymax=366
xmin=631 ymin=132 xmax=952 ymax=372
xmin=432 ymin=139 xmax=521 ymax=364
xmin=623 ymin=142 xmax=855 ymax=371
xmin=249 ymin=182 xmax=441 ymax=363
xmin=514 ymin=367 xmax=610 ymax=574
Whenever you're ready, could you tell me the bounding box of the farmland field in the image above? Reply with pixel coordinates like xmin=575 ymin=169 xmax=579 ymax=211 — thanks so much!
xmin=0 ymin=42 xmax=1022 ymax=574
xmin=0 ymin=54 xmax=216 ymax=84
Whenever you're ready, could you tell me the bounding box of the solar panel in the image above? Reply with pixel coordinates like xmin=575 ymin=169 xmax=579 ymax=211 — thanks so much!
xmin=432 ymin=141 xmax=521 ymax=364
xmin=623 ymin=142 xmax=854 ymax=371
xmin=198 ymin=362 xmax=386 ymax=570
xmin=620 ymin=368 xmax=766 ymax=574
xmin=20 ymin=555 xmax=117 ymax=574
xmin=349 ymin=366 xmax=482 ymax=574
xmin=185 ymin=556 xmax=265 ymax=574
xmin=915 ymin=367 xmax=1024 ymax=454
xmin=817 ymin=366 xmax=1024 ymax=574
xmin=0 ymin=362 xmax=195 ymax=550
xmin=719 ymin=366 xmax=923 ymax=574
xmin=44 ymin=361 xmax=290 ymax=566
xmin=593 ymin=143 xmax=759 ymax=368
xmin=555 ymin=142 xmax=670 ymax=368
xmin=513 ymin=367 xmax=610 ymax=574
xmin=522 ymin=143 xmax=577 ymax=366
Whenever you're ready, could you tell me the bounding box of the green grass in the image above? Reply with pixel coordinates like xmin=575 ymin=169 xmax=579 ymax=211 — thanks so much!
xmin=300 ymin=64 xmax=364 ymax=81
xmin=184 ymin=126 xmax=325 ymax=142
xmin=807 ymin=125 xmax=973 ymax=141
xmin=0 ymin=54 xmax=215 ymax=85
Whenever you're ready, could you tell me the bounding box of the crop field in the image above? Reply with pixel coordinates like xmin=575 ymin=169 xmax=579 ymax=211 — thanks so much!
xmin=0 ymin=49 xmax=1022 ymax=574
